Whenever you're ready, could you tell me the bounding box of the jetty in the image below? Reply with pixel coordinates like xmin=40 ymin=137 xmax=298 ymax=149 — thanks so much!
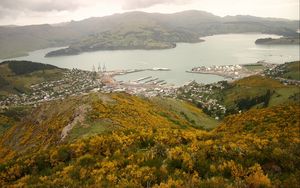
xmin=136 ymin=76 xmax=152 ymax=82
xmin=145 ymin=78 xmax=159 ymax=83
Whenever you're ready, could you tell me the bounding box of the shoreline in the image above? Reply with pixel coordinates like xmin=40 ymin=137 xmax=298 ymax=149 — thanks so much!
xmin=186 ymin=62 xmax=278 ymax=80
xmin=1 ymin=32 xmax=282 ymax=60
xmin=186 ymin=71 xmax=233 ymax=79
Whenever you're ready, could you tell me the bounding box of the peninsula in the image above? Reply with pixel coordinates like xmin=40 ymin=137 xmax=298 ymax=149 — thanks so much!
xmin=255 ymin=36 xmax=300 ymax=45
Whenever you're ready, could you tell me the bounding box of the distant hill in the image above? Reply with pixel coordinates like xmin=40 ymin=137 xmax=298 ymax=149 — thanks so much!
xmin=0 ymin=10 xmax=299 ymax=58
xmin=255 ymin=36 xmax=300 ymax=45
xmin=2 ymin=60 xmax=57 ymax=75
xmin=45 ymin=26 xmax=203 ymax=57
xmin=0 ymin=61 xmax=64 ymax=96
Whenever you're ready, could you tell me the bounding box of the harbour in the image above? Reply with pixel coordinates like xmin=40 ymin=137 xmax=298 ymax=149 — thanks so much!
xmin=5 ymin=34 xmax=299 ymax=86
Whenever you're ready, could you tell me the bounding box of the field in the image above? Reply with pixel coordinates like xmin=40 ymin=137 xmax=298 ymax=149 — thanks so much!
xmin=242 ymin=63 xmax=265 ymax=71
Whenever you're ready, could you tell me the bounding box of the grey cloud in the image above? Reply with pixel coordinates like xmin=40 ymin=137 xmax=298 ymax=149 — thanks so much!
xmin=0 ymin=7 xmax=9 ymax=19
xmin=122 ymin=0 xmax=192 ymax=9
xmin=0 ymin=6 xmax=20 ymax=19
xmin=0 ymin=0 xmax=193 ymax=13
xmin=0 ymin=0 xmax=83 ymax=12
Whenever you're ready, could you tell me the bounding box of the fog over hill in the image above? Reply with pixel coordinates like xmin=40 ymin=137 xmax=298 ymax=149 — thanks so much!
xmin=0 ymin=10 xmax=299 ymax=59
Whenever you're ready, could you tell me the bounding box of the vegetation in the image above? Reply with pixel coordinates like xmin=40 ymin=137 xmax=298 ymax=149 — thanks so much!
xmin=45 ymin=26 xmax=201 ymax=57
xmin=0 ymin=60 xmax=64 ymax=96
xmin=0 ymin=59 xmax=299 ymax=187
xmin=150 ymin=97 xmax=219 ymax=129
xmin=255 ymin=36 xmax=300 ymax=45
xmin=177 ymin=75 xmax=300 ymax=118
xmin=265 ymin=61 xmax=300 ymax=80
xmin=0 ymin=93 xmax=217 ymax=162
xmin=0 ymin=95 xmax=299 ymax=187
xmin=243 ymin=63 xmax=264 ymax=71
xmin=4 ymin=60 xmax=57 ymax=75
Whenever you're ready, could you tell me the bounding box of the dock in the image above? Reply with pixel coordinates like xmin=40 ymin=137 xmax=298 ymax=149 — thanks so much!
xmin=145 ymin=78 xmax=159 ymax=83
xmin=136 ymin=76 xmax=152 ymax=82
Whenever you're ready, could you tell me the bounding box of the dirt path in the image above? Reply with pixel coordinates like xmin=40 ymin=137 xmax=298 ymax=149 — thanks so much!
xmin=60 ymin=104 xmax=90 ymax=141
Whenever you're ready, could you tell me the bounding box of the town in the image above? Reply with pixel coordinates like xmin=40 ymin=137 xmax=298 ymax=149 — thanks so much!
xmin=1 ymin=61 xmax=298 ymax=114
xmin=0 ymin=67 xmax=177 ymax=108
xmin=176 ymin=81 xmax=228 ymax=119
xmin=187 ymin=61 xmax=277 ymax=79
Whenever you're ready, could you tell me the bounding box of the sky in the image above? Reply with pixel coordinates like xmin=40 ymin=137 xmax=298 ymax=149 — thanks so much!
xmin=0 ymin=0 xmax=299 ymax=26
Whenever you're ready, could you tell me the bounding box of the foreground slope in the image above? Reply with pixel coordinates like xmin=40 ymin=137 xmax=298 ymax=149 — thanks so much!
xmin=0 ymin=93 xmax=217 ymax=163
xmin=0 ymin=101 xmax=299 ymax=187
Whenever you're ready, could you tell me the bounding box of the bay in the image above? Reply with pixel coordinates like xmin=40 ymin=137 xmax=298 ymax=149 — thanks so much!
xmin=5 ymin=33 xmax=299 ymax=85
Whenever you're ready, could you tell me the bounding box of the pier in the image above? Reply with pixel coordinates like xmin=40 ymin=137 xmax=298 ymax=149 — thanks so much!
xmin=136 ymin=76 xmax=152 ymax=82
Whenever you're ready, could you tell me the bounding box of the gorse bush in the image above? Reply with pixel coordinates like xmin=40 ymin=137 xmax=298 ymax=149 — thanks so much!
xmin=0 ymin=104 xmax=299 ymax=187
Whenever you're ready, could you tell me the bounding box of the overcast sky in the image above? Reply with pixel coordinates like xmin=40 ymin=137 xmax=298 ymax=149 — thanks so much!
xmin=0 ymin=0 xmax=299 ymax=26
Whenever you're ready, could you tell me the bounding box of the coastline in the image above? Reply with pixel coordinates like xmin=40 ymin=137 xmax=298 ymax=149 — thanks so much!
xmin=186 ymin=70 xmax=233 ymax=79
xmin=186 ymin=62 xmax=278 ymax=80
xmin=44 ymin=40 xmax=205 ymax=58
xmin=2 ymin=32 xmax=286 ymax=60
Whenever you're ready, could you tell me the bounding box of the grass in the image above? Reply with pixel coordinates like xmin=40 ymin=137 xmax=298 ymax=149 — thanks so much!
xmin=269 ymin=87 xmax=300 ymax=106
xmin=11 ymin=69 xmax=64 ymax=88
xmin=243 ymin=64 xmax=264 ymax=71
xmin=67 ymin=120 xmax=114 ymax=142
xmin=282 ymin=61 xmax=300 ymax=80
xmin=234 ymin=75 xmax=284 ymax=88
xmin=212 ymin=75 xmax=300 ymax=113
xmin=224 ymin=76 xmax=286 ymax=106
xmin=151 ymin=97 xmax=219 ymax=129
xmin=0 ymin=62 xmax=64 ymax=96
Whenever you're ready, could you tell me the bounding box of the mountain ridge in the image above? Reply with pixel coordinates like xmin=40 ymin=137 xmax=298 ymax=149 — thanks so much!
xmin=0 ymin=10 xmax=298 ymax=59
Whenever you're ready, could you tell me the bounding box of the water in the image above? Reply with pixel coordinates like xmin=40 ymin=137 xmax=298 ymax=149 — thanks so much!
xmin=4 ymin=34 xmax=299 ymax=85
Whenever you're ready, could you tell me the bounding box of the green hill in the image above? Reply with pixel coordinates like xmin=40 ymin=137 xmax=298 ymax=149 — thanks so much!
xmin=265 ymin=61 xmax=300 ymax=80
xmin=177 ymin=75 xmax=300 ymax=118
xmin=45 ymin=26 xmax=202 ymax=57
xmin=0 ymin=60 xmax=64 ymax=96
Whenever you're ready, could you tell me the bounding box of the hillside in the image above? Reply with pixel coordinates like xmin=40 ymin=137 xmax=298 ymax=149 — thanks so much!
xmin=0 ymin=59 xmax=299 ymax=186
xmin=0 ymin=10 xmax=299 ymax=59
xmin=0 ymin=92 xmax=218 ymax=162
xmin=0 ymin=95 xmax=299 ymax=187
xmin=177 ymin=75 xmax=300 ymax=118
xmin=265 ymin=61 xmax=300 ymax=80
xmin=0 ymin=61 xmax=64 ymax=97
xmin=45 ymin=26 xmax=202 ymax=57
